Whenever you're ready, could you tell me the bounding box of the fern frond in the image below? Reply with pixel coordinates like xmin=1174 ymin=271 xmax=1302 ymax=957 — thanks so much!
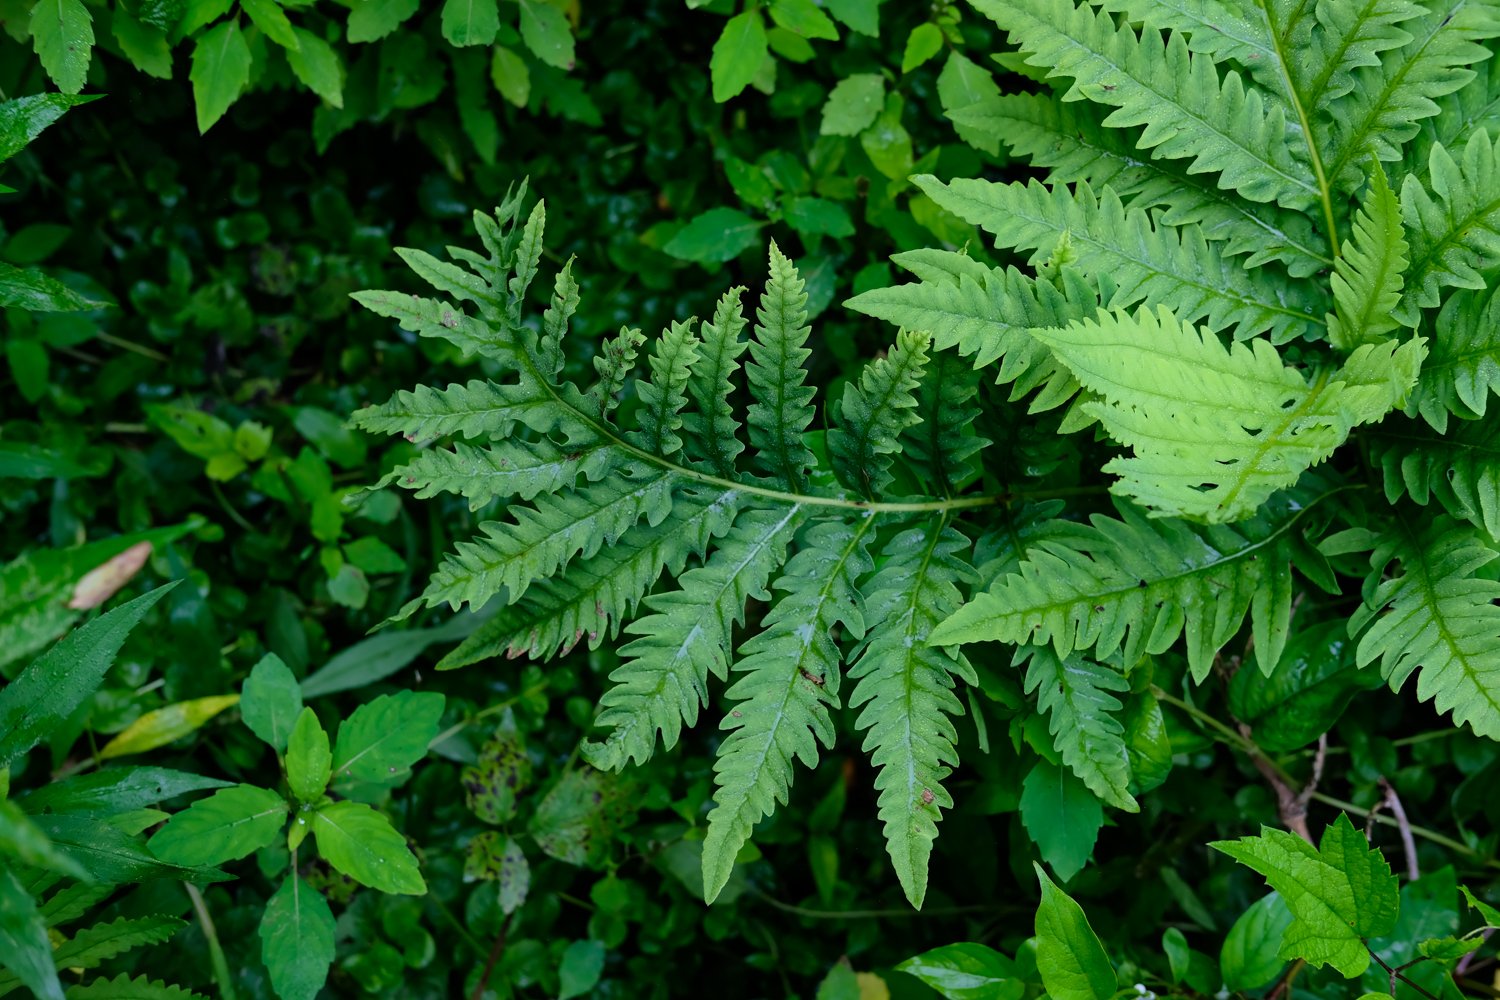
xmin=582 ymin=504 xmax=805 ymax=769
xmin=1399 ymin=131 xmax=1500 ymax=321
xmin=843 ymin=250 xmax=1091 ymax=411
xmin=1370 ymin=414 xmax=1500 ymax=538
xmin=932 ymin=486 xmax=1340 ymax=680
xmin=65 ymin=972 xmax=208 ymax=999
xmin=350 ymin=378 xmax=577 ymax=442
xmin=1405 ymin=287 xmax=1500 ymax=430
xmin=846 ymin=521 xmax=975 ymax=909
xmin=1031 ymin=306 xmax=1425 ymax=522
xmin=968 ymin=0 xmax=1317 ymax=210
xmin=1094 ymin=0 xmax=1282 ymax=89
xmin=372 ymin=439 xmax=622 ymax=509
xmin=949 ymin=93 xmax=1332 ymax=276
xmin=746 ymin=243 xmax=817 ymax=491
xmin=410 ymin=465 xmax=678 ymax=615
xmin=50 ymin=915 xmax=183 ymax=970
xmin=1328 ymin=163 xmax=1410 ymax=350
xmin=631 ymin=319 xmax=701 ymax=458
xmin=437 ymin=486 xmax=743 ymax=667
xmin=683 ymin=288 xmax=750 ymax=477
xmin=702 ymin=516 xmax=874 ymax=904
xmin=1409 ymin=53 xmax=1500 ymax=171
xmin=356 ymin=194 xmax=996 ymax=906
xmin=829 ymin=330 xmax=930 ymax=499
xmin=590 ymin=326 xmax=648 ymax=418
xmin=1324 ymin=0 xmax=1500 ymax=189
xmin=1351 ymin=512 xmax=1500 ymax=739
xmin=1021 ymin=646 xmax=1136 ymax=812
xmin=902 ymin=349 xmax=988 ymax=497
xmin=915 ymin=177 xmax=1326 ymax=343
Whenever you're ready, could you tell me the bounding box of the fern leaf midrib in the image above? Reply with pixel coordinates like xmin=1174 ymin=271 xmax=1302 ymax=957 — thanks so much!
xmin=1213 ymin=368 xmax=1334 ymax=515
xmin=1407 ymin=189 xmax=1500 ymax=296
xmin=730 ymin=517 xmax=876 ymax=804
xmin=1046 ymin=19 xmax=1322 ymax=207
xmin=512 ymin=323 xmax=1002 ymax=514
xmin=1003 ymin=191 xmax=1326 ymax=331
xmin=1024 ymin=485 xmax=1346 ymax=614
xmin=1325 ymin=3 xmax=1477 ymax=184
xmin=894 ymin=519 xmax=945 ymax=850
xmin=1253 ymin=0 xmax=1342 ymax=257
xmin=1388 ymin=513 xmax=1500 ymax=718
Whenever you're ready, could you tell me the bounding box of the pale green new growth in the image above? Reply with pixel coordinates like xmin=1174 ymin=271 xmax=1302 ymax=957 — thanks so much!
xmin=1328 ymin=164 xmax=1410 ymax=349
xmin=1032 ymin=305 xmax=1424 ymax=522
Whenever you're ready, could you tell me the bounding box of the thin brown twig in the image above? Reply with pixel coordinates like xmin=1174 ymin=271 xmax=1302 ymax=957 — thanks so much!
xmin=1241 ymin=721 xmax=1313 ymax=843
xmin=1369 ymin=948 xmax=1441 ymax=1000
xmin=1378 ymin=777 xmax=1421 ymax=881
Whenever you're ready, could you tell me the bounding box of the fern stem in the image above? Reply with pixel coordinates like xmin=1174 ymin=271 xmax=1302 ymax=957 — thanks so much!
xmin=1255 ymin=0 xmax=1342 ymax=258
xmin=184 ymin=883 xmax=239 ymax=1000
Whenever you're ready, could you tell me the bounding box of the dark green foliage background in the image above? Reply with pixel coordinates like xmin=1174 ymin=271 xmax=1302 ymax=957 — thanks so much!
xmin=3 ymin=1 xmax=1498 ymax=997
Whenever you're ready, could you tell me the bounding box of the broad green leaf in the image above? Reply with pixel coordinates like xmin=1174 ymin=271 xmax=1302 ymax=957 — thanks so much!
xmin=460 ymin=721 xmax=532 ymax=823
xmin=189 ymin=20 xmax=252 ymax=134
xmin=0 ymin=93 xmax=95 ymax=164
xmin=902 ymin=23 xmax=944 ymax=73
xmin=31 ymin=813 xmax=227 ymax=884
xmin=239 ymin=0 xmax=297 ymax=50
xmin=18 ymin=766 xmax=229 ymax=815
xmin=819 ymin=73 xmax=884 ymax=136
xmin=825 ymin=0 xmax=879 ymax=35
xmin=558 ymin=940 xmax=605 ymax=1000
xmin=97 ymin=694 xmax=239 ymax=759
xmin=937 ymin=51 xmax=1003 ymax=155
xmin=528 ymin=768 xmax=638 ymax=868
xmin=0 ymin=800 xmax=90 ymax=879
xmin=860 ymin=93 xmax=913 ymax=180
xmin=240 ymin=653 xmax=303 ymax=752
xmin=441 ymin=0 xmax=499 ymax=46
xmin=111 ymin=9 xmax=172 ymax=78
xmin=517 ymin=0 xmax=573 ymax=68
xmin=768 ymin=0 xmax=837 ymax=40
xmin=710 ymin=10 xmax=767 ymax=102
xmin=1034 ymin=864 xmax=1116 ymax=1000
xmin=285 ymin=708 xmax=332 ymax=803
xmin=345 ymin=0 xmax=419 ymax=42
xmin=311 ymin=801 xmax=425 ymax=894
xmin=0 ymin=867 xmax=61 ymax=1000
xmin=0 ymin=261 xmax=105 ymax=312
xmin=260 ymin=874 xmax=334 ymax=1000
xmin=147 ymin=784 xmax=288 ymax=867
xmin=284 ymin=27 xmax=343 ymax=108
xmin=784 ymin=197 xmax=855 ymax=238
xmin=897 ymin=943 xmax=1024 ymax=1000
xmin=30 ymin=0 xmax=94 ymax=94
xmin=663 ymin=207 xmax=765 ymax=263
xmin=463 ymin=831 xmax=531 ymax=916
xmin=490 ymin=45 xmax=531 ymax=106
xmin=1212 ymin=813 xmax=1399 ymax=976
xmin=0 ymin=585 xmax=173 ymax=768
xmin=1462 ymin=886 xmax=1500 ymax=927
xmin=1220 ymin=892 xmax=1294 ymax=991
xmin=330 ymin=690 xmax=445 ymax=790
xmin=298 ymin=614 xmax=477 ymax=697
xmin=1019 ymin=760 xmax=1102 ymax=881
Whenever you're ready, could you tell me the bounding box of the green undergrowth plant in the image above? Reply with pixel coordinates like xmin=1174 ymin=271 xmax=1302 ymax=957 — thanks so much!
xmin=355 ymin=0 xmax=1500 ymax=918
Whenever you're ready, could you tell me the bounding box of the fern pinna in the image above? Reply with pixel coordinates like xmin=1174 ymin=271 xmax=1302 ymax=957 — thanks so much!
xmin=838 ymin=0 xmax=1500 ymax=841
xmin=351 ymin=184 xmax=995 ymax=906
